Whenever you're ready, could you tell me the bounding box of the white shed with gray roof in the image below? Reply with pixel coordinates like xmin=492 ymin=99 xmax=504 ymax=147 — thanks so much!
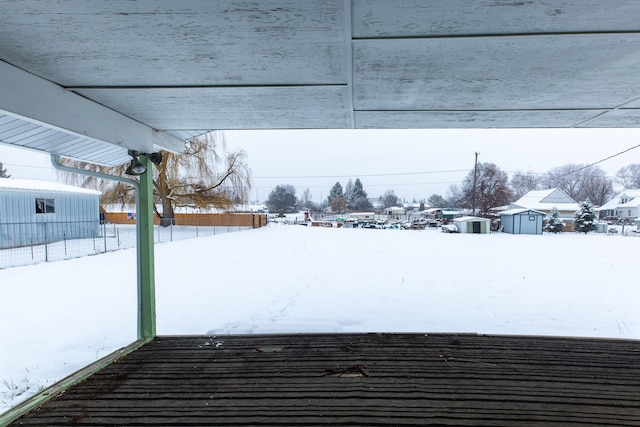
xmin=0 ymin=179 xmax=101 ymax=249
xmin=453 ymin=216 xmax=491 ymax=234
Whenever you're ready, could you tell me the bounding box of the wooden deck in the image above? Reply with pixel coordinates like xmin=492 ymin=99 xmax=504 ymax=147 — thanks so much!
xmin=10 ymin=333 xmax=640 ymax=426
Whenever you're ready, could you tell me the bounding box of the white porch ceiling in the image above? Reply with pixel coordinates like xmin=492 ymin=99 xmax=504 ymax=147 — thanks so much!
xmin=1 ymin=1 xmax=640 ymax=164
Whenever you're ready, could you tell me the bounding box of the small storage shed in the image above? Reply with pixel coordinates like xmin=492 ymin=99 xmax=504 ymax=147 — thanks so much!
xmin=500 ymin=208 xmax=546 ymax=235
xmin=0 ymin=178 xmax=101 ymax=249
xmin=453 ymin=216 xmax=491 ymax=234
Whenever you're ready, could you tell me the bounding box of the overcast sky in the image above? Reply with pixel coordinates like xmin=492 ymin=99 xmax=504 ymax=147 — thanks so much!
xmin=2 ymin=128 xmax=640 ymax=204
xmin=224 ymin=128 xmax=640 ymax=203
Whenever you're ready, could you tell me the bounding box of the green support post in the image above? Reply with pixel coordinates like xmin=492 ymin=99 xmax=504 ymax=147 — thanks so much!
xmin=138 ymin=155 xmax=156 ymax=339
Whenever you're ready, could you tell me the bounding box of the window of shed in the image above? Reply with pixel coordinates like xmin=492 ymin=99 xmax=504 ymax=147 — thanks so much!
xmin=35 ymin=198 xmax=55 ymax=214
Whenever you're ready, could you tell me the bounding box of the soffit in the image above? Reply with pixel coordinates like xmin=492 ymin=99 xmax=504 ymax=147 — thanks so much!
xmin=1 ymin=1 xmax=640 ymax=164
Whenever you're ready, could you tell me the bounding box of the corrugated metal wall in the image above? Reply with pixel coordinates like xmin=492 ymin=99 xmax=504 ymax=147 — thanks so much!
xmin=0 ymin=188 xmax=100 ymax=248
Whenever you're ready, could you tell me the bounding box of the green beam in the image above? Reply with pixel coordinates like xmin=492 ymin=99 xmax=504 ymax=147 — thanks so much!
xmin=138 ymin=155 xmax=156 ymax=339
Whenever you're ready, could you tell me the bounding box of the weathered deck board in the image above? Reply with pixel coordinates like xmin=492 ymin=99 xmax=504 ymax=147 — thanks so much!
xmin=12 ymin=333 xmax=640 ymax=426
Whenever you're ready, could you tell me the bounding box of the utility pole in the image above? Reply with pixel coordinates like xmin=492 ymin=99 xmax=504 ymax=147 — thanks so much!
xmin=472 ymin=152 xmax=479 ymax=216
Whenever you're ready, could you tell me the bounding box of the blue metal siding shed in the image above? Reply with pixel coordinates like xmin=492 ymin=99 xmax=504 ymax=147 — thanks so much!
xmin=500 ymin=209 xmax=545 ymax=235
xmin=0 ymin=179 xmax=101 ymax=248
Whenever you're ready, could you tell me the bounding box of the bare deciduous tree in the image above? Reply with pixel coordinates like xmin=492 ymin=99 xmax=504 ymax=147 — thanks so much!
xmin=542 ymin=164 xmax=613 ymax=205
xmin=427 ymin=194 xmax=447 ymax=208
xmin=460 ymin=163 xmax=513 ymax=215
xmin=445 ymin=184 xmax=464 ymax=208
xmin=298 ymin=187 xmax=315 ymax=210
xmin=616 ymin=164 xmax=640 ymax=189
xmin=510 ymin=170 xmax=540 ymax=200
xmin=380 ymin=189 xmax=398 ymax=208
xmin=329 ymin=196 xmax=347 ymax=214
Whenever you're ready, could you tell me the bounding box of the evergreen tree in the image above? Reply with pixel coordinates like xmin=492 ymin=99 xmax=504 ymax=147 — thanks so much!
xmin=328 ymin=182 xmax=344 ymax=203
xmin=544 ymin=207 xmax=564 ymax=233
xmin=350 ymin=178 xmax=373 ymax=211
xmin=327 ymin=182 xmax=346 ymax=213
xmin=266 ymin=185 xmax=297 ymax=213
xmin=343 ymin=179 xmax=355 ymax=207
xmin=573 ymin=201 xmax=598 ymax=234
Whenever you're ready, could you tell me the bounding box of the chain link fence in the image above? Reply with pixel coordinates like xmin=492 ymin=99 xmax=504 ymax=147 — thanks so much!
xmin=0 ymin=218 xmax=257 ymax=269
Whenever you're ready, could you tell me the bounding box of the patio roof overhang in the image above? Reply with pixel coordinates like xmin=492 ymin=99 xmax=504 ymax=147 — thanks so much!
xmin=2 ymin=1 xmax=640 ymax=165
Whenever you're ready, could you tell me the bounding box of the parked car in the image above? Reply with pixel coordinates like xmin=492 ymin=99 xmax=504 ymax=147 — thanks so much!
xmin=441 ymin=224 xmax=459 ymax=233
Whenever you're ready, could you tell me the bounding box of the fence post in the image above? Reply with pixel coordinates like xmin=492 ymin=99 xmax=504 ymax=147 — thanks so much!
xmin=103 ymin=222 xmax=107 ymax=253
xmin=44 ymin=222 xmax=49 ymax=262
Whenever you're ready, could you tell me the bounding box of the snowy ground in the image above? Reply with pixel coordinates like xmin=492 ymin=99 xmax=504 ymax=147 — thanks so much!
xmin=1 ymin=224 xmax=639 ymax=412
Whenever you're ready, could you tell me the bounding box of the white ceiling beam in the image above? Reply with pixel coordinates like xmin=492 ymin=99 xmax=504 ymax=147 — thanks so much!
xmin=0 ymin=60 xmax=184 ymax=155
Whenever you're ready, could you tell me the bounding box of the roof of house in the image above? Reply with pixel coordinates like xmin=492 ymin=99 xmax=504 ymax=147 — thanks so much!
xmin=500 ymin=208 xmax=546 ymax=216
xmin=511 ymin=188 xmax=579 ymax=212
xmin=619 ymin=198 xmax=640 ymax=208
xmin=597 ymin=189 xmax=640 ymax=211
xmin=454 ymin=216 xmax=491 ymax=222
xmin=0 ymin=178 xmax=101 ymax=196
xmin=620 ymin=189 xmax=640 ymax=198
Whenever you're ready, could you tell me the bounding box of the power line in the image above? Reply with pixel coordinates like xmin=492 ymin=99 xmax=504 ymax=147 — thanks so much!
xmin=253 ymin=169 xmax=468 ymax=179
xmin=500 ymin=143 xmax=640 ymax=179
xmin=558 ymin=143 xmax=640 ymax=177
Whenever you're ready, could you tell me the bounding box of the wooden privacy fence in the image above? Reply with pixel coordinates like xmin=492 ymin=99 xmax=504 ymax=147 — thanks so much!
xmin=103 ymin=212 xmax=267 ymax=228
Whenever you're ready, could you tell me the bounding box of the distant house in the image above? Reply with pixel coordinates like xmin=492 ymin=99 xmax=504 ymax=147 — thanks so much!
xmin=369 ymin=198 xmax=384 ymax=212
xmin=0 ymin=178 xmax=101 ymax=249
xmin=453 ymin=216 xmax=491 ymax=234
xmin=402 ymin=202 xmax=421 ymax=213
xmin=596 ymin=189 xmax=640 ymax=219
xmin=385 ymin=206 xmax=405 ymax=216
xmin=510 ymin=188 xmax=579 ymax=220
xmin=499 ymin=208 xmax=546 ymax=235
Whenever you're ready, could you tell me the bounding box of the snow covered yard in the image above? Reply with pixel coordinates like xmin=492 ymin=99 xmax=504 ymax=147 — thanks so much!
xmin=1 ymin=224 xmax=639 ymax=412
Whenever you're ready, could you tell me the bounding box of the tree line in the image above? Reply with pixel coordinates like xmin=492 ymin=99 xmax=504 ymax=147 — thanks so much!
xmin=266 ymin=161 xmax=640 ymax=215
xmin=266 ymin=178 xmax=379 ymax=214
xmin=442 ymin=162 xmax=622 ymax=216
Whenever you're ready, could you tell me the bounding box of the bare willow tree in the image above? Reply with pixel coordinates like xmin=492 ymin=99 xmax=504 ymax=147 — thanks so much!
xmin=59 ymin=132 xmax=251 ymax=226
